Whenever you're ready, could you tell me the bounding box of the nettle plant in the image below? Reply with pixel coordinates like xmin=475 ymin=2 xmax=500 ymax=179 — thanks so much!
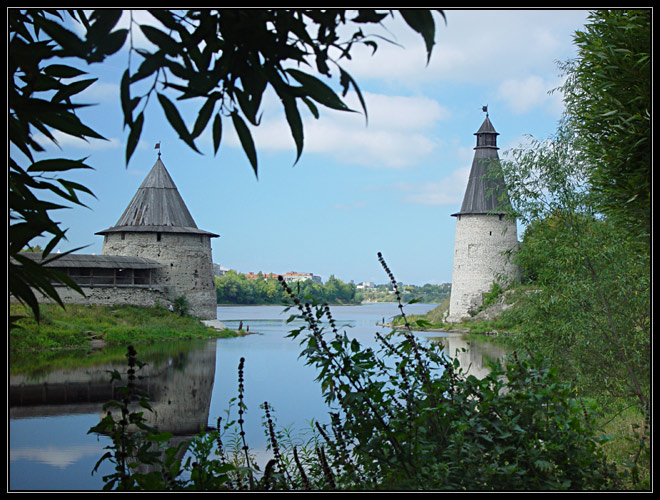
xmin=90 ymin=254 xmax=619 ymax=491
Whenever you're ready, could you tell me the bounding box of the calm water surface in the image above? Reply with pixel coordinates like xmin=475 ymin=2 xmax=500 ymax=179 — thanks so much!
xmin=9 ymin=303 xmax=506 ymax=491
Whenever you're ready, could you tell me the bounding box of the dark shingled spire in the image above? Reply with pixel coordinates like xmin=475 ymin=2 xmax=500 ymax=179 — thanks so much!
xmin=451 ymin=113 xmax=510 ymax=216
xmin=96 ymin=157 xmax=219 ymax=237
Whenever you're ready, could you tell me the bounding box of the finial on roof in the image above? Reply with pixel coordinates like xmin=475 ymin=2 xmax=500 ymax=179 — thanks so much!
xmin=482 ymin=105 xmax=488 ymax=116
xmin=155 ymin=141 xmax=161 ymax=158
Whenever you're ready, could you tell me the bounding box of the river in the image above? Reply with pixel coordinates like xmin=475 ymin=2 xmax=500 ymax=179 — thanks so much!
xmin=9 ymin=303 xmax=507 ymax=491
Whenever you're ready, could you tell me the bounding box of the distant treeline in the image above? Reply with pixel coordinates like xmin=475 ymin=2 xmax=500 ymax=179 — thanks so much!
xmin=215 ymin=271 xmax=450 ymax=305
xmin=357 ymin=283 xmax=451 ymax=304
xmin=215 ymin=271 xmax=358 ymax=305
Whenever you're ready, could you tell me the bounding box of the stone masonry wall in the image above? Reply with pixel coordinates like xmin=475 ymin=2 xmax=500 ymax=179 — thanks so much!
xmin=447 ymin=214 xmax=518 ymax=323
xmin=24 ymin=284 xmax=171 ymax=309
xmin=102 ymin=231 xmax=217 ymax=319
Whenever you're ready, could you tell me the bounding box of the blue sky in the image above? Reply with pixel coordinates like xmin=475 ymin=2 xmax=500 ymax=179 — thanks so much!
xmin=27 ymin=9 xmax=591 ymax=285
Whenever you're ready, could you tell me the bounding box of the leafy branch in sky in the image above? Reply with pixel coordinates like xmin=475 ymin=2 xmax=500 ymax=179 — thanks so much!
xmin=9 ymin=9 xmax=444 ymax=324
xmin=120 ymin=9 xmax=445 ymax=176
xmin=9 ymin=10 xmax=129 ymax=323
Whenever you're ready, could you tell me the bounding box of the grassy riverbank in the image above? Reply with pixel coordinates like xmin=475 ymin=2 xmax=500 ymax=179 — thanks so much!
xmin=9 ymin=303 xmax=239 ymax=352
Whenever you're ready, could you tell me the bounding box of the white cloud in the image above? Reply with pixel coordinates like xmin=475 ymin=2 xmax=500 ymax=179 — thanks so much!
xmin=497 ymin=75 xmax=550 ymax=115
xmin=241 ymin=91 xmax=449 ymax=168
xmin=80 ymin=81 xmax=119 ymax=102
xmin=396 ymin=164 xmax=470 ymax=206
xmin=32 ymin=131 xmax=121 ymax=151
xmin=342 ymin=9 xmax=588 ymax=87
xmin=305 ymin=122 xmax=437 ymax=169
xmin=213 ymin=90 xmax=449 ymax=169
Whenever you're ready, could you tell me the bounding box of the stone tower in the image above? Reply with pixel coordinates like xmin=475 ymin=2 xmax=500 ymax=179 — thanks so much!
xmin=96 ymin=154 xmax=219 ymax=319
xmin=446 ymin=112 xmax=518 ymax=323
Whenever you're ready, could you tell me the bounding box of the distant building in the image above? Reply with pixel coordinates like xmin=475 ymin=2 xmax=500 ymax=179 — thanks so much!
xmin=17 ymin=155 xmax=220 ymax=320
xmin=446 ymin=112 xmax=519 ymax=323
xmin=282 ymin=271 xmax=315 ymax=283
xmin=243 ymin=271 xmax=322 ymax=284
xmin=357 ymin=281 xmax=376 ymax=290
xmin=213 ymin=264 xmax=229 ymax=277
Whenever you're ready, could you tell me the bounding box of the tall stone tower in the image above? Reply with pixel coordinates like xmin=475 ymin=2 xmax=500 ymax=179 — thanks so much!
xmin=96 ymin=154 xmax=219 ymax=319
xmin=447 ymin=111 xmax=518 ymax=323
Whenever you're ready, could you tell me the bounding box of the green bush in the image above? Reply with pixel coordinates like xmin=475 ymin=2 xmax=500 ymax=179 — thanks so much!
xmin=89 ymin=256 xmax=621 ymax=491
xmin=480 ymin=282 xmax=503 ymax=310
xmin=278 ymin=264 xmax=620 ymax=490
xmin=174 ymin=295 xmax=189 ymax=316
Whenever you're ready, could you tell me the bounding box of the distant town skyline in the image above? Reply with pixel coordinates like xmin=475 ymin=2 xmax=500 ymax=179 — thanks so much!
xmin=27 ymin=9 xmax=591 ymax=285
xmin=213 ymin=266 xmax=438 ymax=286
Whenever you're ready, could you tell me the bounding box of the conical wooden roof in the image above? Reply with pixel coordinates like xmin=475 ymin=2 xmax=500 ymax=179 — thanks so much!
xmin=451 ymin=115 xmax=511 ymax=216
xmin=97 ymin=156 xmax=219 ymax=237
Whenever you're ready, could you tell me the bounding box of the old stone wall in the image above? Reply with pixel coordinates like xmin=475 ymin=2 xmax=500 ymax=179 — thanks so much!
xmin=102 ymin=231 xmax=217 ymax=319
xmin=23 ymin=284 xmax=172 ymax=309
xmin=448 ymin=214 xmax=518 ymax=323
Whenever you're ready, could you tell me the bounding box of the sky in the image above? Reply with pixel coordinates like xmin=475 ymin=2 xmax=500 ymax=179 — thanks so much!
xmin=25 ymin=9 xmax=592 ymax=286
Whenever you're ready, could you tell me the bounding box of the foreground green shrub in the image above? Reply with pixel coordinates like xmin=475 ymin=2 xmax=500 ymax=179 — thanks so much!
xmin=277 ymin=255 xmax=619 ymax=490
xmin=89 ymin=255 xmax=620 ymax=491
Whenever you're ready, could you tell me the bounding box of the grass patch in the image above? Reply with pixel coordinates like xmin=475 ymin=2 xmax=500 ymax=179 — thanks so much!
xmin=392 ymin=297 xmax=450 ymax=330
xmin=10 ymin=303 xmax=238 ymax=352
xmin=597 ymin=406 xmax=650 ymax=489
xmin=391 ymin=296 xmax=519 ymax=336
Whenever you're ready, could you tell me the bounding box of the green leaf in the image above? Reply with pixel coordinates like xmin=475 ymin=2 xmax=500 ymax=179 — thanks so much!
xmin=286 ymin=68 xmax=353 ymax=112
xmin=156 ymin=92 xmax=200 ymax=154
xmin=120 ymin=69 xmax=135 ymax=127
xmin=415 ymin=319 xmax=432 ymax=330
xmin=57 ymin=179 xmax=96 ymax=201
xmin=212 ymin=113 xmax=222 ymax=155
xmin=126 ymin=111 xmax=144 ymax=166
xmin=139 ymin=24 xmax=180 ymax=56
xmin=301 ymin=97 xmax=319 ymax=119
xmin=38 ymin=109 xmax=106 ymax=141
xmin=149 ymin=432 xmax=174 ymax=443
xmin=352 ymin=10 xmax=390 ymax=24
xmin=147 ymin=9 xmax=181 ymax=33
xmin=131 ymin=53 xmax=164 ymax=84
xmin=94 ymin=28 xmax=128 ymax=58
xmin=51 ymin=78 xmax=97 ymax=103
xmin=191 ymin=96 xmax=218 ymax=139
xmin=281 ymin=95 xmax=304 ymax=165
xmin=231 ymin=112 xmax=258 ymax=178
xmin=87 ymin=9 xmax=122 ymax=41
xmin=339 ymin=67 xmax=368 ymax=124
xmin=34 ymin=16 xmax=87 ymax=58
xmin=399 ymin=9 xmax=436 ymax=63
xmin=235 ymin=89 xmax=262 ymax=126
xmin=27 ymin=158 xmax=93 ymax=173
xmin=43 ymin=64 xmax=87 ymax=78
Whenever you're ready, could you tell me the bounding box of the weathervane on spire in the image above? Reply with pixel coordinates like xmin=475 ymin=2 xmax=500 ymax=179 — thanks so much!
xmin=155 ymin=141 xmax=161 ymax=158
xmin=482 ymin=105 xmax=488 ymax=117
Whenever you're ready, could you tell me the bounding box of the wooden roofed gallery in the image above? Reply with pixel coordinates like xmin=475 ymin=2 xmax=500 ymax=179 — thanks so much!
xmin=18 ymin=253 xmax=162 ymax=287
